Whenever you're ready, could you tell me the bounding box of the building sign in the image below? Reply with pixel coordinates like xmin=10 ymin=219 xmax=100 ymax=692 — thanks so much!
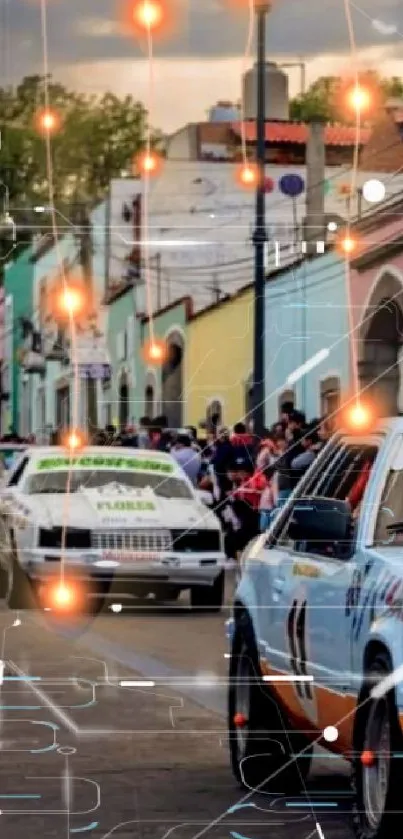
xmin=79 ymin=363 xmax=111 ymax=380
xmin=75 ymin=329 xmax=111 ymax=380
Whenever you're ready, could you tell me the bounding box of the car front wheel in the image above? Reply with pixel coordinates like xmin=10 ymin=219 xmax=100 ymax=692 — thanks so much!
xmin=351 ymin=651 xmax=403 ymax=839
xmin=228 ymin=612 xmax=312 ymax=791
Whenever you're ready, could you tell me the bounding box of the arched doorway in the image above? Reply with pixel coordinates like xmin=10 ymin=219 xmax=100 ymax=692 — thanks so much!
xmin=244 ymin=374 xmax=253 ymax=425
xmin=119 ymin=371 xmax=129 ymax=430
xmin=161 ymin=331 xmax=184 ymax=427
xmin=206 ymin=399 xmax=222 ymax=431
xmin=145 ymin=385 xmax=154 ymax=418
xmin=358 ymin=273 xmax=403 ymax=417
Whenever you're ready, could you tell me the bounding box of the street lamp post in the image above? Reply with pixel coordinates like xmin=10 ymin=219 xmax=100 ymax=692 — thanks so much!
xmin=252 ymin=0 xmax=271 ymax=438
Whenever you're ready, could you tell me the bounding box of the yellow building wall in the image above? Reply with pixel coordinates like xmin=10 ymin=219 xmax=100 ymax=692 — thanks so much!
xmin=184 ymin=287 xmax=253 ymax=428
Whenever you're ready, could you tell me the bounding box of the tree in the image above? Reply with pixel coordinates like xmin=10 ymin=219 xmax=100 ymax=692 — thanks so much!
xmin=290 ymin=72 xmax=403 ymax=123
xmin=0 ymin=75 xmax=161 ymax=269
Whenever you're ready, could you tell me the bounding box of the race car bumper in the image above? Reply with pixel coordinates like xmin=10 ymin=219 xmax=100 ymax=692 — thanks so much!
xmin=19 ymin=548 xmax=226 ymax=592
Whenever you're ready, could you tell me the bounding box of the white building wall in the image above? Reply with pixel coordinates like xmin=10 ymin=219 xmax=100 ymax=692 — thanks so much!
xmin=108 ymin=162 xmax=403 ymax=317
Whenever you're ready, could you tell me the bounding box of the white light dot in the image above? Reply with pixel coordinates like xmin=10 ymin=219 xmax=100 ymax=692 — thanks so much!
xmin=327 ymin=221 xmax=338 ymax=232
xmin=362 ymin=179 xmax=386 ymax=204
xmin=111 ymin=603 xmax=122 ymax=613
xmin=323 ymin=725 xmax=339 ymax=742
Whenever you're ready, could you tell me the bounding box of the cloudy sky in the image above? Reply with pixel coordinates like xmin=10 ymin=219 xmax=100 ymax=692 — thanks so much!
xmin=3 ymin=0 xmax=403 ymax=131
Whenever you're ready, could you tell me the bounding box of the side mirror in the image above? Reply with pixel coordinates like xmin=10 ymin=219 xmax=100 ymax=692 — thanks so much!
xmin=197 ymin=490 xmax=214 ymax=506
xmin=288 ymin=497 xmax=352 ymax=543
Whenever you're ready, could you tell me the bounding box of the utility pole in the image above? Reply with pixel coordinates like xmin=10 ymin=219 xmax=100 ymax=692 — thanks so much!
xmin=252 ymin=0 xmax=271 ymax=438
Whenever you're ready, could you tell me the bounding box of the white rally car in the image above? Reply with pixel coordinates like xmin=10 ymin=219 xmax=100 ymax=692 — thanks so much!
xmin=0 ymin=446 xmax=225 ymax=612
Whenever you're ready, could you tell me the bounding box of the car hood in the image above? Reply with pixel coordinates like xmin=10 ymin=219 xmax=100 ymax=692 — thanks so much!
xmin=21 ymin=483 xmax=218 ymax=530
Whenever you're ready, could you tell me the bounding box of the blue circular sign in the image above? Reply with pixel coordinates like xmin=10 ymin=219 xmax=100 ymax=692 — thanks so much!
xmin=279 ymin=174 xmax=305 ymax=197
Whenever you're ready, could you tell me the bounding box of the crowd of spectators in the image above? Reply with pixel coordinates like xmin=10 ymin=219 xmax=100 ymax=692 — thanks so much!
xmin=0 ymin=406 xmax=335 ymax=562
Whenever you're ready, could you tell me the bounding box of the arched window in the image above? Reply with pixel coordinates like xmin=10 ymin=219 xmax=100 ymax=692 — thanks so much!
xmin=145 ymin=384 xmax=154 ymax=419
xmin=244 ymin=374 xmax=254 ymax=422
xmin=206 ymin=400 xmax=222 ymax=431
xmin=320 ymin=376 xmax=340 ymax=422
xmin=278 ymin=389 xmax=295 ymax=415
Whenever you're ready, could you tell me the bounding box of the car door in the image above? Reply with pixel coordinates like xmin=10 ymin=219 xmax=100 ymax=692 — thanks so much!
xmin=258 ymin=436 xmax=383 ymax=737
xmin=255 ymin=438 xmax=345 ymax=673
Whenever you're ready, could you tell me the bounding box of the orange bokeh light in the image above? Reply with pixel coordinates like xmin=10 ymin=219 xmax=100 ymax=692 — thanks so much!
xmin=61 ymin=428 xmax=87 ymax=452
xmin=346 ymin=402 xmax=373 ymax=431
xmin=142 ymin=338 xmax=167 ymax=365
xmin=135 ymin=150 xmax=163 ymax=177
xmin=35 ymin=108 xmax=61 ymax=135
xmin=346 ymin=84 xmax=372 ymax=114
xmin=133 ymin=0 xmax=164 ymax=29
xmin=360 ymin=749 xmax=376 ymax=767
xmin=338 ymin=231 xmax=359 ymax=256
xmin=236 ymin=162 xmax=259 ymax=189
xmin=57 ymin=287 xmax=85 ymax=318
xmin=52 ymin=583 xmax=74 ymax=608
xmin=121 ymin=0 xmax=176 ymax=40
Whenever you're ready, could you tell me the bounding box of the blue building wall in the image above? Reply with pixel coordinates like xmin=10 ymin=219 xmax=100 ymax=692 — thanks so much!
xmin=264 ymin=251 xmax=351 ymax=425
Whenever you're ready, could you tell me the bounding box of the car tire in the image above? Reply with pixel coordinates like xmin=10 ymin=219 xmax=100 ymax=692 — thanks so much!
xmin=351 ymin=650 xmax=403 ymax=839
xmin=228 ymin=610 xmax=312 ymax=792
xmin=190 ymin=571 xmax=224 ymax=612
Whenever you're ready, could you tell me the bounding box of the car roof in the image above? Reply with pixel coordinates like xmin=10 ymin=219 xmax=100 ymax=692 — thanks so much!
xmin=0 ymin=443 xmax=27 ymax=450
xmin=25 ymin=446 xmax=174 ymax=460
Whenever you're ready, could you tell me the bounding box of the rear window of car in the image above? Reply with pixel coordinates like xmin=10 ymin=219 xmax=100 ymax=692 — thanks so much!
xmin=26 ymin=469 xmax=194 ymax=500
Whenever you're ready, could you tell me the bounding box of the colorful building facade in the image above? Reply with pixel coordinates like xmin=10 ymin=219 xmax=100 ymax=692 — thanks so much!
xmin=105 ymin=289 xmax=191 ymax=428
xmin=2 ymin=246 xmax=35 ymax=435
xmin=184 ymin=286 xmax=253 ymax=429
xmin=264 ymin=251 xmax=350 ymax=425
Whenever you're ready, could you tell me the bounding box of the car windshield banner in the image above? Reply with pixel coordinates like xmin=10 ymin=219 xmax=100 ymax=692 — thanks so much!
xmin=35 ymin=456 xmax=174 ymax=474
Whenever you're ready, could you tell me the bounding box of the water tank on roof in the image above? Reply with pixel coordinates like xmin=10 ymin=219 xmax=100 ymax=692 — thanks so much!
xmin=242 ymin=62 xmax=289 ymax=121
xmin=208 ymin=101 xmax=241 ymax=122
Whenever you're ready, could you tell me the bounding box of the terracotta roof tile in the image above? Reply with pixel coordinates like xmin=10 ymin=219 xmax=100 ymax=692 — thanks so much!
xmin=198 ymin=123 xmax=233 ymax=144
xmin=230 ymin=121 xmax=370 ymax=146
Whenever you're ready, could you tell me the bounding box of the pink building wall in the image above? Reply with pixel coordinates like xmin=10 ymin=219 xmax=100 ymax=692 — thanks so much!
xmin=350 ymin=218 xmax=403 ymax=328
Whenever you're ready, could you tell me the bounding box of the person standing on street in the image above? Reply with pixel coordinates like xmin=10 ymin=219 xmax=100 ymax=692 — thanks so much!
xmin=171 ymin=433 xmax=201 ymax=487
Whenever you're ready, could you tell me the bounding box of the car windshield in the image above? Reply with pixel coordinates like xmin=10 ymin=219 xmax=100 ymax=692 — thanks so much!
xmin=26 ymin=470 xmax=193 ymax=500
xmin=374 ymin=468 xmax=403 ymax=545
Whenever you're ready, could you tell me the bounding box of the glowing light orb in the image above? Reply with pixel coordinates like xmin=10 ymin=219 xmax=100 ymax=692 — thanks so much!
xmin=62 ymin=429 xmax=86 ymax=452
xmin=236 ymin=163 xmax=259 ymax=189
xmin=36 ymin=109 xmax=60 ymax=135
xmin=135 ymin=150 xmax=163 ymax=177
xmin=361 ymin=749 xmax=376 ymax=767
xmin=347 ymin=403 xmax=372 ymax=430
xmin=323 ymin=725 xmax=339 ymax=743
xmin=340 ymin=235 xmax=357 ymax=254
xmin=57 ymin=287 xmax=85 ymax=317
xmin=143 ymin=338 xmax=167 ymax=364
xmin=346 ymin=84 xmax=372 ymax=114
xmin=132 ymin=0 xmax=164 ymax=30
xmin=362 ymin=178 xmax=386 ymax=204
xmin=52 ymin=583 xmax=74 ymax=609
